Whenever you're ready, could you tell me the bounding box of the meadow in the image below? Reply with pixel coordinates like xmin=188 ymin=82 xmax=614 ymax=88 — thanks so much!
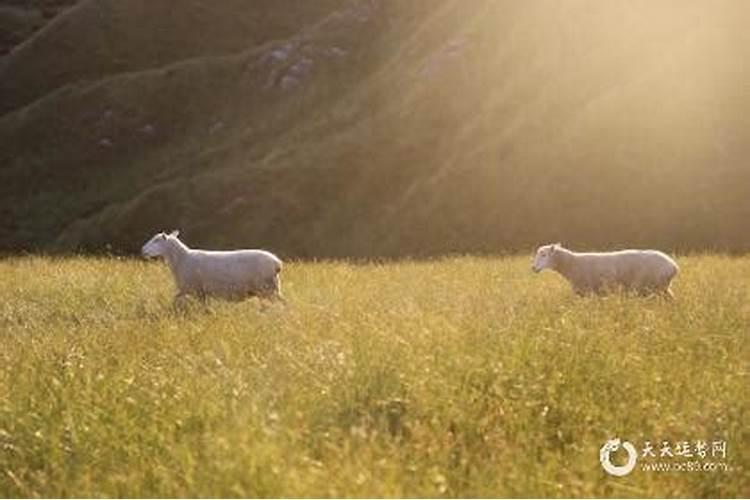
xmin=0 ymin=255 xmax=747 ymax=497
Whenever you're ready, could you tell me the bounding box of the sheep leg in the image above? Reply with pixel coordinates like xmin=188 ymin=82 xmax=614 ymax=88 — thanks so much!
xmin=255 ymin=291 xmax=284 ymax=313
xmin=173 ymin=290 xmax=209 ymax=310
xmin=661 ymin=287 xmax=675 ymax=300
xmin=173 ymin=292 xmax=190 ymax=312
xmin=268 ymin=292 xmax=287 ymax=305
xmin=258 ymin=276 xmax=286 ymax=305
xmin=258 ymin=290 xmax=286 ymax=306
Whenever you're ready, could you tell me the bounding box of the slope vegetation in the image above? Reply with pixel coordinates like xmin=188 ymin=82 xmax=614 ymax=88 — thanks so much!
xmin=0 ymin=0 xmax=77 ymax=56
xmin=1 ymin=0 xmax=748 ymax=256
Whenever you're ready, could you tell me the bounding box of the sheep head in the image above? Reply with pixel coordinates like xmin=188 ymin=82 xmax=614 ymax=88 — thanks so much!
xmin=532 ymin=243 xmax=561 ymax=273
xmin=142 ymin=231 xmax=171 ymax=258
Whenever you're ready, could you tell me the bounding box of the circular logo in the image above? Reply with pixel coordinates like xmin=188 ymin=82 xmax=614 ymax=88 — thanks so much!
xmin=600 ymin=438 xmax=638 ymax=476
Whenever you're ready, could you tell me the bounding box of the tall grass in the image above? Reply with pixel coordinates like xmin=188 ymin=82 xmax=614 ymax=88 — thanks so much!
xmin=0 ymin=255 xmax=747 ymax=497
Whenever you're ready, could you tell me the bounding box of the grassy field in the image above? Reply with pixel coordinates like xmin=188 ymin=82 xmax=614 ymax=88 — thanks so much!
xmin=0 ymin=255 xmax=747 ymax=497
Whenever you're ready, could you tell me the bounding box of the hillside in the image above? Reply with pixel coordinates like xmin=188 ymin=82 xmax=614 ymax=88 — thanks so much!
xmin=1 ymin=0 xmax=749 ymax=257
xmin=0 ymin=0 xmax=76 ymax=56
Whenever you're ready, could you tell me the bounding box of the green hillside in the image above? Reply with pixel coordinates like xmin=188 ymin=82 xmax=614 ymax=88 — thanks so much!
xmin=1 ymin=0 xmax=749 ymax=257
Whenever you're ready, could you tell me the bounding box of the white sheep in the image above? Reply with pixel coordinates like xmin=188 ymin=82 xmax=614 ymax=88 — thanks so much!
xmin=141 ymin=230 xmax=285 ymax=303
xmin=532 ymin=243 xmax=679 ymax=297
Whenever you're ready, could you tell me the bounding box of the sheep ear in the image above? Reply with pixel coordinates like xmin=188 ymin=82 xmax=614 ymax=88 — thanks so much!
xmin=169 ymin=229 xmax=180 ymax=238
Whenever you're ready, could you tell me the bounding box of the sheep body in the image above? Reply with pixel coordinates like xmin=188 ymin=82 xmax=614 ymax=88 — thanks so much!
xmin=532 ymin=243 xmax=679 ymax=296
xmin=142 ymin=231 xmax=283 ymax=301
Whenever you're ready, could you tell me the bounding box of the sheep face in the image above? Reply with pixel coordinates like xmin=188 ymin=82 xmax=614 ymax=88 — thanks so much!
xmin=532 ymin=243 xmax=560 ymax=273
xmin=142 ymin=230 xmax=179 ymax=258
xmin=141 ymin=233 xmax=169 ymax=258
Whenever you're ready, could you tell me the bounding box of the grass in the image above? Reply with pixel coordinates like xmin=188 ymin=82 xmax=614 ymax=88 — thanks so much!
xmin=0 ymin=255 xmax=747 ymax=497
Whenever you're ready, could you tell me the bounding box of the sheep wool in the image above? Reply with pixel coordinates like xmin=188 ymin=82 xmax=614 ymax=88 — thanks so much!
xmin=532 ymin=243 xmax=679 ymax=297
xmin=142 ymin=230 xmax=284 ymax=302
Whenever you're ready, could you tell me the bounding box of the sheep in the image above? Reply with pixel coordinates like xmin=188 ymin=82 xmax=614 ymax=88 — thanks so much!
xmin=141 ymin=230 xmax=285 ymax=303
xmin=531 ymin=243 xmax=679 ymax=297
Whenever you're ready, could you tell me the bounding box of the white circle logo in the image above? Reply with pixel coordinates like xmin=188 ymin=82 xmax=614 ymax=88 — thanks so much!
xmin=600 ymin=438 xmax=638 ymax=476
